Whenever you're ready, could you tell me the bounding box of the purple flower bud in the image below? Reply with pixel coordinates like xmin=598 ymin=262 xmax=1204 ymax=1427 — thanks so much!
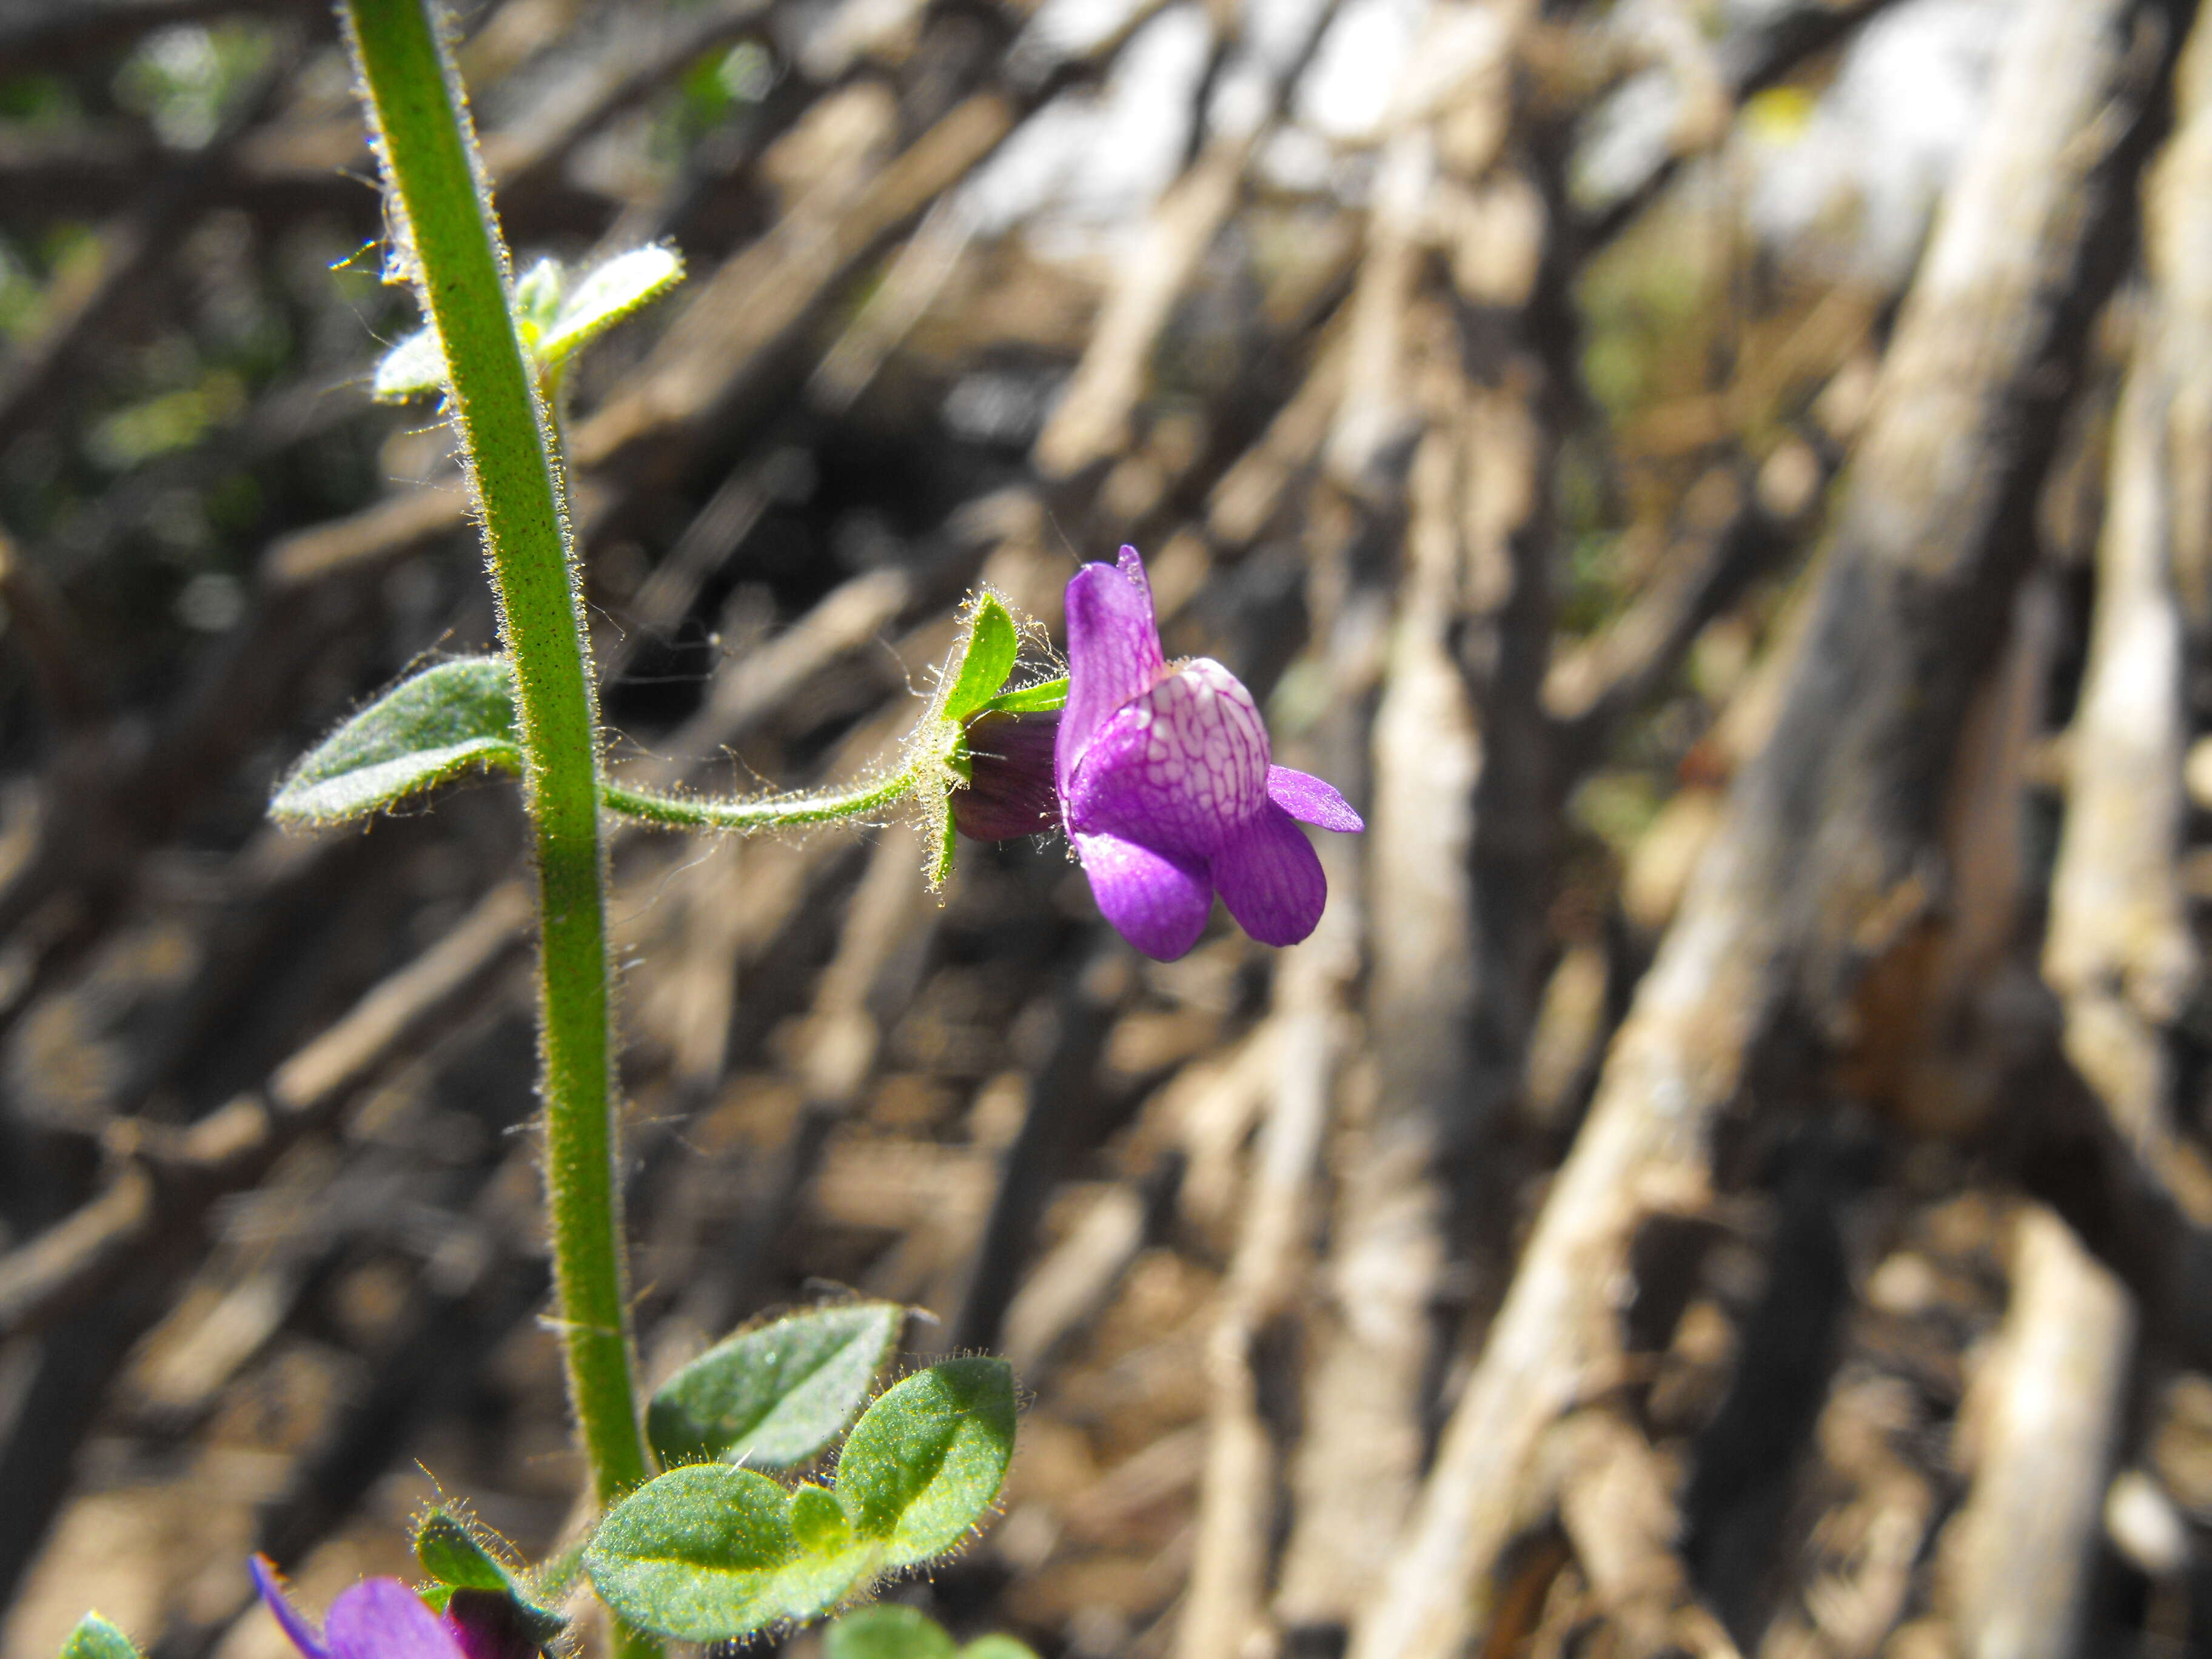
xmin=951 ymin=710 xmax=1062 ymax=841
xmin=1056 ymin=546 xmax=1362 ymax=961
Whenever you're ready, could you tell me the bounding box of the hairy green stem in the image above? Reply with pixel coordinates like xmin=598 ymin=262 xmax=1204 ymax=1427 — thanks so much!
xmin=601 ymin=772 xmax=919 ymax=832
xmin=343 ymin=0 xmax=651 ymax=1521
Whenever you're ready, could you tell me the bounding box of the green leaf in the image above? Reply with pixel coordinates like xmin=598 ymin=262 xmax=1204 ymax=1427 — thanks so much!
xmin=583 ymin=1464 xmax=871 ymax=1640
xmin=648 ymin=1302 xmax=904 ymax=1472
xmin=828 ymin=1607 xmax=957 ymax=1659
xmin=271 ymin=657 xmax=521 ymax=826
xmin=834 ymin=1358 xmax=1016 ymax=1567
xmin=372 ymin=326 xmax=445 ymax=402
xmin=59 ymin=1615 xmax=141 ymax=1659
xmin=960 ymin=1637 xmax=1041 ymax=1659
xmin=943 ymin=595 xmax=1020 ymax=722
xmin=788 ymin=1483 xmax=850 ymax=1551
xmin=537 ymin=246 xmax=683 ymax=368
xmin=976 ymin=677 xmax=1067 ymax=716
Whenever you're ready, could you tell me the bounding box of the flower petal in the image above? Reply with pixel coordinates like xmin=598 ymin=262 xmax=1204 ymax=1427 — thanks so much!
xmin=1064 ymin=659 xmax=1272 ymax=860
xmin=1056 ymin=546 xmax=1166 ymax=794
xmin=250 ymin=1557 xmax=330 ymax=1659
xmin=1073 ymin=831 xmax=1213 ymax=960
xmin=1212 ymin=802 xmax=1327 ymax=947
xmin=1267 ymin=766 xmax=1364 ymax=833
xmin=324 ymin=1582 xmax=468 ymax=1659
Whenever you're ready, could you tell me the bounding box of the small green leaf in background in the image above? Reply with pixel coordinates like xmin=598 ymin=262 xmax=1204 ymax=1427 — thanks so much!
xmin=271 ymin=657 xmax=521 ymax=826
xmin=58 ymin=1614 xmax=141 ymax=1659
xmin=535 ymin=246 xmax=683 ymax=370
xmin=372 ymin=327 xmax=444 ymax=402
xmin=513 ymin=257 xmax=565 ymax=342
xmin=826 ymin=1606 xmax=956 ymax=1659
xmin=789 ymin=1484 xmax=850 ymax=1552
xmin=976 ymin=677 xmax=1067 ymax=716
xmin=834 ymin=1358 xmax=1016 ymax=1568
xmin=584 ymin=1463 xmax=870 ymax=1640
xmin=942 ymin=594 xmax=1020 ymax=722
xmin=959 ymin=1636 xmax=1041 ymax=1659
xmin=414 ymin=1509 xmax=567 ymax=1644
xmin=648 ymin=1301 xmax=903 ymax=1472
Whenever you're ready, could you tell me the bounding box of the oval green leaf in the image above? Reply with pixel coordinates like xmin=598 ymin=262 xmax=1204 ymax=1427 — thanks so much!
xmin=827 ymin=1606 xmax=957 ymax=1659
xmin=586 ymin=1463 xmax=800 ymax=1640
xmin=59 ymin=1615 xmax=141 ymax=1659
xmin=271 ymin=657 xmax=521 ymax=826
xmin=648 ymin=1302 xmax=904 ymax=1472
xmin=834 ymin=1358 xmax=1016 ymax=1567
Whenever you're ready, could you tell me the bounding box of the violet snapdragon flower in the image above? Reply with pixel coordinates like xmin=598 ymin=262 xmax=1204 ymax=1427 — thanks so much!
xmin=1056 ymin=546 xmax=1362 ymax=960
xmin=250 ymin=1557 xmax=535 ymax=1659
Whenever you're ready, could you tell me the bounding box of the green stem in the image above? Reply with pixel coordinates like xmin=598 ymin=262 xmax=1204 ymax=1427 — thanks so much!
xmin=601 ymin=771 xmax=917 ymax=832
xmin=343 ymin=0 xmax=651 ymax=1521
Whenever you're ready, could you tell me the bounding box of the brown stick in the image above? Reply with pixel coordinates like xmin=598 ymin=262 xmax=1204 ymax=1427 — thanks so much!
xmin=1946 ymin=1207 xmax=2134 ymax=1659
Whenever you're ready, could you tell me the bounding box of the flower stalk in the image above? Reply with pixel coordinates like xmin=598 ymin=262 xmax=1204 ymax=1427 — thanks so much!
xmin=340 ymin=0 xmax=649 ymax=1533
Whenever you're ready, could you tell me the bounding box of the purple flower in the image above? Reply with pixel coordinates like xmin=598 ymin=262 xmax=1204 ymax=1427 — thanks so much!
xmin=1056 ymin=546 xmax=1362 ymax=960
xmin=250 ymin=1558 xmax=537 ymax=1659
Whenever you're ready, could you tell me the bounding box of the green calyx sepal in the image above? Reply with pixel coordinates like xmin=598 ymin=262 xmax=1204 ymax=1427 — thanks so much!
xmin=412 ymin=1508 xmax=569 ymax=1648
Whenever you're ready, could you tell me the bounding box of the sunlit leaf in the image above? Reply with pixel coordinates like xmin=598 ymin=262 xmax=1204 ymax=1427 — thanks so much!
xmin=834 ymin=1359 xmax=1016 ymax=1567
xmin=372 ymin=326 xmax=445 ymax=401
xmin=648 ymin=1302 xmax=905 ymax=1472
xmin=271 ymin=657 xmax=520 ymax=826
xmin=536 ymin=246 xmax=683 ymax=368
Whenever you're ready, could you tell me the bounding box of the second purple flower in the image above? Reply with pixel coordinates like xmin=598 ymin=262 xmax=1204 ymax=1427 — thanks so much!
xmin=1056 ymin=546 xmax=1361 ymax=960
